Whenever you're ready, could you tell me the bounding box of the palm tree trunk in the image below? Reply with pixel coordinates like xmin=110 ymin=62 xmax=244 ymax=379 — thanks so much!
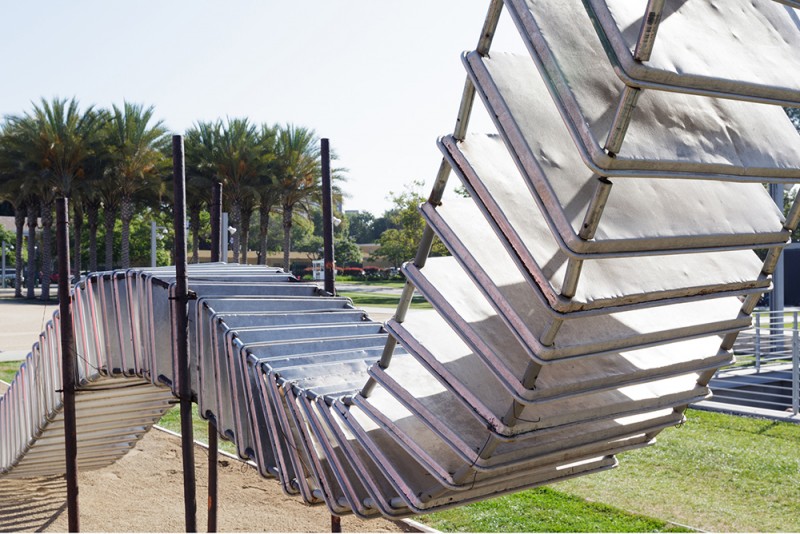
xmin=14 ymin=206 xmax=24 ymax=298
xmin=241 ymin=207 xmax=252 ymax=264
xmin=26 ymin=204 xmax=37 ymax=299
xmin=40 ymin=199 xmax=53 ymax=301
xmin=230 ymin=199 xmax=242 ymax=264
xmin=72 ymin=201 xmax=83 ymax=280
xmin=120 ymin=196 xmax=134 ymax=269
xmin=282 ymin=204 xmax=293 ymax=272
xmin=258 ymin=204 xmax=271 ymax=265
xmin=104 ymin=204 xmax=116 ymax=270
xmin=87 ymin=201 xmax=99 ymax=272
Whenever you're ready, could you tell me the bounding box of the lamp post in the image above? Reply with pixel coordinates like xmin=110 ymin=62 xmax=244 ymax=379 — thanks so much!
xmin=1 ymin=241 xmax=9 ymax=288
xmin=150 ymin=221 xmax=167 ymax=268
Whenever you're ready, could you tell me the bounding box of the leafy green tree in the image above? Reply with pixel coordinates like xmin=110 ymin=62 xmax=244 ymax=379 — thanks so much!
xmin=346 ymin=211 xmax=377 ymax=243
xmin=786 ymin=107 xmax=800 ymax=131
xmin=212 ymin=118 xmax=268 ymax=263
xmin=335 ymin=236 xmax=362 ymax=266
xmin=2 ymin=97 xmax=106 ymax=297
xmin=255 ymin=124 xmax=280 ymax=265
xmin=106 ymin=102 xmax=169 ymax=268
xmin=0 ymin=226 xmax=15 ymax=255
xmin=274 ymin=125 xmax=322 ymax=271
xmin=184 ymin=121 xmax=219 ymax=262
xmin=0 ymin=137 xmax=33 ymax=297
xmin=374 ymin=180 xmax=448 ymax=267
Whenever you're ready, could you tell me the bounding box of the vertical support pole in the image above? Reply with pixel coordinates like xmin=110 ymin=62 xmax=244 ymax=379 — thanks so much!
xmin=57 ymin=198 xmax=79 ymax=532
xmin=210 ymin=182 xmax=222 ymax=265
xmin=173 ymin=135 xmax=197 ymax=533
xmin=320 ymin=137 xmax=339 ymax=531
xmin=770 ymin=185 xmax=785 ymax=310
xmin=151 ymin=221 xmax=158 ymax=268
xmin=221 ymin=213 xmax=229 ymax=264
xmin=207 ymin=182 xmax=222 ymax=533
xmin=321 ymin=138 xmax=335 ymax=295
xmin=755 ymin=313 xmax=761 ymax=372
xmin=2 ymin=240 xmax=6 ymax=288
xmin=793 ymin=329 xmax=799 ymax=416
xmin=770 ymin=184 xmax=785 ymax=352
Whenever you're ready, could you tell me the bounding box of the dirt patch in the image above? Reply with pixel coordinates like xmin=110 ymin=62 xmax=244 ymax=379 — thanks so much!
xmin=0 ymin=428 xmax=407 ymax=533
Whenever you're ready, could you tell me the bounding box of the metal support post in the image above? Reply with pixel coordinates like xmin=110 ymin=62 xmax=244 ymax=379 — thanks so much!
xmin=210 ymin=182 xmax=222 ymax=264
xmin=755 ymin=313 xmax=762 ymax=372
xmin=1 ymin=240 xmax=6 ymax=288
xmin=321 ymin=138 xmax=335 ymax=295
xmin=207 ymin=181 xmax=222 ymax=533
xmin=151 ymin=222 xmax=158 ymax=268
xmin=172 ymin=135 xmax=197 ymax=532
xmin=605 ymin=86 xmax=641 ymax=155
xmin=57 ymin=198 xmax=80 ymax=532
xmin=221 ymin=213 xmax=229 ymax=263
xmin=633 ymin=0 xmax=666 ymax=61
xmin=793 ymin=329 xmax=799 ymax=416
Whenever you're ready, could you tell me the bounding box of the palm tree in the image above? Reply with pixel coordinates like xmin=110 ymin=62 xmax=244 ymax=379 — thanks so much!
xmin=213 ymin=118 xmax=266 ymax=264
xmin=185 ymin=121 xmax=219 ymax=262
xmin=2 ymin=97 xmax=106 ymax=298
xmin=256 ymin=124 xmax=280 ymax=265
xmin=0 ymin=125 xmax=33 ymax=298
xmin=85 ymin=195 xmax=102 ymax=272
xmin=13 ymin=201 xmax=25 ymax=297
xmin=106 ymin=102 xmax=168 ymax=268
xmin=274 ymin=124 xmax=322 ymax=272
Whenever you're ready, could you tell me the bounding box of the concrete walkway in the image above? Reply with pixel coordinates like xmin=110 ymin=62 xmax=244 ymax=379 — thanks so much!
xmin=0 ymin=288 xmax=58 ymax=362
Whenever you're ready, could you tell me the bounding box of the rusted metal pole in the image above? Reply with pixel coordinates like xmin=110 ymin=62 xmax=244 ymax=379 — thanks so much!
xmin=57 ymin=197 xmax=79 ymax=532
xmin=173 ymin=135 xmax=197 ymax=532
xmin=321 ymin=138 xmax=335 ymax=295
xmin=321 ymin=138 xmax=339 ymax=531
xmin=208 ymin=181 xmax=222 ymax=533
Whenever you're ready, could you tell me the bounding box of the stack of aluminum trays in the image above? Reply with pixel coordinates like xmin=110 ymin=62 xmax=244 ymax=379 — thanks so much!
xmin=0 ymin=264 xmax=401 ymax=495
xmin=300 ymin=0 xmax=800 ymax=517
xmin=2 ymin=0 xmax=800 ymax=521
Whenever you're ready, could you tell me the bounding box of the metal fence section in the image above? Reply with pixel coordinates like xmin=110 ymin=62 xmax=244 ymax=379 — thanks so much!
xmin=2 ymin=0 xmax=800 ymax=521
xmin=710 ymin=309 xmax=800 ymax=416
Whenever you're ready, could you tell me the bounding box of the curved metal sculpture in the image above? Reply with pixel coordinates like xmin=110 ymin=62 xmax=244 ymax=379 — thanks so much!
xmin=2 ymin=0 xmax=800 ymax=520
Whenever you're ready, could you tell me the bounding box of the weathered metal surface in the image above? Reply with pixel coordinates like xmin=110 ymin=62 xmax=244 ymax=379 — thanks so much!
xmin=3 ymin=0 xmax=800 ymax=522
xmin=587 ymin=0 xmax=800 ymax=104
xmin=503 ymin=0 xmax=800 ymax=180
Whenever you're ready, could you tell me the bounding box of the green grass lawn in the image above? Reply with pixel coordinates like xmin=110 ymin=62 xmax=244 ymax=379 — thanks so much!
xmin=554 ymin=409 xmax=800 ymax=533
xmin=337 ymin=291 xmax=432 ymax=309
xmin=421 ymin=487 xmax=690 ymax=533
xmin=0 ymin=360 xmax=21 ymax=383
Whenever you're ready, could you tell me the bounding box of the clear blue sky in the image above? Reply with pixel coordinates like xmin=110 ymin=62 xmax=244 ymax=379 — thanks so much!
xmin=1 ymin=1 xmax=527 ymax=216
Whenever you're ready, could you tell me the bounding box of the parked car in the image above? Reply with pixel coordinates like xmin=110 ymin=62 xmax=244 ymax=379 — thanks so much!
xmin=2 ymin=272 xmax=18 ymax=287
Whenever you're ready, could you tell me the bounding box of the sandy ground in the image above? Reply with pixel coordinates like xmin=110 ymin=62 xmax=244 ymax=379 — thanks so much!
xmin=0 ymin=426 xmax=407 ymax=533
xmin=0 ymin=288 xmax=407 ymax=533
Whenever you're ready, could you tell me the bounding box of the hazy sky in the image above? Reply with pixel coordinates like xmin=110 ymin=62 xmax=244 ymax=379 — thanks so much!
xmin=1 ymin=1 xmax=528 ymax=216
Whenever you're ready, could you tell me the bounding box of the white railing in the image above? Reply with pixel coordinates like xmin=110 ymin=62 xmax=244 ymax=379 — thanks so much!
xmin=713 ymin=309 xmax=800 ymax=416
